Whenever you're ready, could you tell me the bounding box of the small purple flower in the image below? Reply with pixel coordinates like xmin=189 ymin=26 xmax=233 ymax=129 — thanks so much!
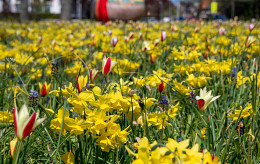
xmin=46 ymin=96 xmax=50 ymax=105
xmin=231 ymin=67 xmax=237 ymax=78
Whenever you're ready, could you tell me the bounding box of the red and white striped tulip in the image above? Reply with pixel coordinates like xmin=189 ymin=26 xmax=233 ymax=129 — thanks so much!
xmin=111 ymin=37 xmax=118 ymax=47
xmin=194 ymin=27 xmax=199 ymax=33
xmin=14 ymin=103 xmax=46 ymax=141
xmin=143 ymin=41 xmax=151 ymax=51
xmin=161 ymin=31 xmax=166 ymax=41
xmin=196 ymin=87 xmax=220 ymax=112
xmin=9 ymin=138 xmax=17 ymax=158
xmin=108 ymin=30 xmax=112 ymax=36
xmin=129 ymin=32 xmax=134 ymax=39
xmin=102 ymin=57 xmax=116 ymax=76
xmin=138 ymin=33 xmax=143 ymax=39
xmin=90 ymin=69 xmax=98 ymax=82
xmin=218 ymin=27 xmax=226 ymax=35
xmin=154 ymin=39 xmax=160 ymax=47
xmin=249 ymin=24 xmax=254 ymax=31
xmin=245 ymin=36 xmax=256 ymax=48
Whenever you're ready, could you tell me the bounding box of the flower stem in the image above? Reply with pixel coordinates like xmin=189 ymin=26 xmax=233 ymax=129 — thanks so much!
xmin=13 ymin=140 xmax=22 ymax=164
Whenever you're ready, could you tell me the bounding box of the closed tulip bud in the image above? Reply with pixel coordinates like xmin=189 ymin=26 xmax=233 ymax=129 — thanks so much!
xmin=171 ymin=26 xmax=175 ymax=32
xmin=161 ymin=31 xmax=166 ymax=41
xmin=108 ymin=30 xmax=112 ymax=36
xmin=204 ymin=52 xmax=208 ymax=58
xmin=9 ymin=138 xmax=17 ymax=158
xmin=154 ymin=39 xmax=160 ymax=47
xmin=76 ymin=75 xmax=88 ymax=93
xmin=129 ymin=32 xmax=134 ymax=39
xmin=14 ymin=103 xmax=46 ymax=141
xmin=139 ymin=33 xmax=143 ymax=39
xmin=158 ymin=81 xmax=164 ymax=93
xmin=194 ymin=27 xmax=199 ymax=33
xmin=249 ymin=24 xmax=254 ymax=31
xmin=85 ymin=28 xmax=89 ymax=34
xmin=111 ymin=37 xmax=118 ymax=47
xmin=219 ymin=27 xmax=226 ymax=35
xmin=39 ymin=82 xmax=51 ymax=97
xmin=124 ymin=36 xmax=129 ymax=43
xmin=129 ymin=90 xmax=135 ymax=96
xmin=90 ymin=69 xmax=98 ymax=82
xmin=102 ymin=57 xmax=116 ymax=76
xmin=150 ymin=55 xmax=156 ymax=63
xmin=38 ymin=36 xmax=43 ymax=44
xmin=52 ymin=40 xmax=56 ymax=48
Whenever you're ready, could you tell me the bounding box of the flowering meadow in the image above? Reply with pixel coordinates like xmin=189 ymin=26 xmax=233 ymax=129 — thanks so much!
xmin=0 ymin=20 xmax=259 ymax=164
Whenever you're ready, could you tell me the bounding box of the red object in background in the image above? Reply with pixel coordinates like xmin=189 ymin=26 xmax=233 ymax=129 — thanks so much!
xmin=204 ymin=52 xmax=208 ymax=58
xmin=96 ymin=0 xmax=109 ymax=22
xmin=158 ymin=81 xmax=164 ymax=93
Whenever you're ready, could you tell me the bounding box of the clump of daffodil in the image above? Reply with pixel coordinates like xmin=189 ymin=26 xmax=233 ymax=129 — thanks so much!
xmin=50 ymin=107 xmax=91 ymax=135
xmin=61 ymin=152 xmax=75 ymax=164
xmin=65 ymin=61 xmax=85 ymax=75
xmin=227 ymin=103 xmax=253 ymax=122
xmin=174 ymin=63 xmax=193 ymax=76
xmin=232 ymin=71 xmax=251 ymax=88
xmin=146 ymin=102 xmax=181 ymax=129
xmin=126 ymin=137 xmax=205 ymax=164
xmin=186 ymin=73 xmax=211 ymax=88
xmin=0 ymin=111 xmax=14 ymax=123
xmin=172 ymin=80 xmax=192 ymax=95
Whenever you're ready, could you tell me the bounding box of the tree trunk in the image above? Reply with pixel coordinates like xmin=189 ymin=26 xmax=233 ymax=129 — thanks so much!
xmin=20 ymin=0 xmax=29 ymax=22
xmin=60 ymin=0 xmax=72 ymax=20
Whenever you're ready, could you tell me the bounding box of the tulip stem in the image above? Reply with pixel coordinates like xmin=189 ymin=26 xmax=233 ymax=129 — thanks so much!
xmin=13 ymin=140 xmax=22 ymax=164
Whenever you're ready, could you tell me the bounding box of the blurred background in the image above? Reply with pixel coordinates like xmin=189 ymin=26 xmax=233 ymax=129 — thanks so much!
xmin=0 ymin=0 xmax=259 ymax=21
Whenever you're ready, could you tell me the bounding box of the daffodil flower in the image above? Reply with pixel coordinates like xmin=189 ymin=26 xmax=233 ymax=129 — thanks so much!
xmin=102 ymin=57 xmax=116 ymax=76
xmin=14 ymin=103 xmax=46 ymax=141
xmin=39 ymin=82 xmax=51 ymax=97
xmin=196 ymin=87 xmax=220 ymax=111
